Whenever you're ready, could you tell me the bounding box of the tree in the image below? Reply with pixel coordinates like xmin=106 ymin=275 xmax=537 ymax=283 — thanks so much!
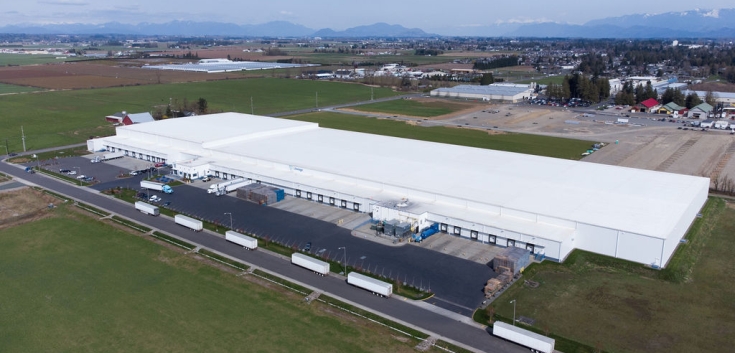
xmin=704 ymin=91 xmax=717 ymax=106
xmin=685 ymin=92 xmax=702 ymax=109
xmin=480 ymin=73 xmax=494 ymax=85
xmin=197 ymin=98 xmax=208 ymax=114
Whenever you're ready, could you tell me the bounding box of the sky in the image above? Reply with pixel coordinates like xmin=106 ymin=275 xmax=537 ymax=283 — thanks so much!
xmin=2 ymin=0 xmax=734 ymax=35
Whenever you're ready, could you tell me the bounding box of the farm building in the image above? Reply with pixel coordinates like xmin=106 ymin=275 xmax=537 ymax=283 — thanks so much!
xmin=430 ymin=84 xmax=534 ymax=103
xmin=87 ymin=113 xmax=709 ymax=268
xmin=688 ymin=103 xmax=713 ymax=119
xmin=105 ymin=111 xmax=155 ymax=125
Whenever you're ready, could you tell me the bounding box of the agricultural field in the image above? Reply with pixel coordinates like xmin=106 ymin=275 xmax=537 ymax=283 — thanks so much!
xmin=349 ymin=99 xmax=473 ymax=117
xmin=0 ymin=78 xmax=400 ymax=152
xmin=0 ymin=191 xmax=433 ymax=353
xmin=0 ymin=53 xmax=82 ymax=66
xmin=0 ymin=61 xmax=247 ymax=89
xmin=485 ymin=198 xmax=735 ymax=353
xmin=285 ymin=111 xmax=592 ymax=160
xmin=0 ymin=82 xmax=42 ymax=94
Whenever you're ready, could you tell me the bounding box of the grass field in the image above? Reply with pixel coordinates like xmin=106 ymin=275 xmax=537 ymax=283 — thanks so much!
xmin=0 ymin=78 xmax=400 ymax=152
xmin=484 ymin=198 xmax=735 ymax=353
xmin=0 ymin=53 xmax=81 ymax=66
xmin=285 ymin=112 xmax=592 ymax=160
xmin=0 ymin=207 xmax=429 ymax=353
xmin=350 ymin=99 xmax=470 ymax=117
xmin=0 ymin=83 xmax=42 ymax=94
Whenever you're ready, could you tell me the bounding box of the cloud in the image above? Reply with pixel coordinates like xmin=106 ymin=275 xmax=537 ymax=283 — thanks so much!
xmin=280 ymin=11 xmax=293 ymax=15
xmin=494 ymin=17 xmax=553 ymax=24
xmin=38 ymin=0 xmax=89 ymax=6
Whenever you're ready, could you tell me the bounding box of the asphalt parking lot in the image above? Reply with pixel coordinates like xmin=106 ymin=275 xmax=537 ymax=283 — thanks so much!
xmin=54 ymin=156 xmax=497 ymax=315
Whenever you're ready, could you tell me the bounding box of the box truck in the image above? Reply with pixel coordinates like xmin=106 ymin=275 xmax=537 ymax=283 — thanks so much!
xmin=208 ymin=178 xmax=246 ymax=194
xmin=347 ymin=272 xmax=392 ymax=297
xmin=492 ymin=321 xmax=555 ymax=353
xmin=102 ymin=151 xmax=125 ymax=161
xmin=174 ymin=214 xmax=203 ymax=231
xmin=225 ymin=230 xmax=258 ymax=250
xmin=140 ymin=180 xmax=173 ymax=194
xmin=291 ymin=253 xmax=329 ymax=276
xmin=135 ymin=201 xmax=159 ymax=216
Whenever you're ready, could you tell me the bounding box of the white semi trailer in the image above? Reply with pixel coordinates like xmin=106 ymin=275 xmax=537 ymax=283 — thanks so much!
xmin=174 ymin=214 xmax=203 ymax=232
xmin=291 ymin=253 xmax=329 ymax=276
xmin=492 ymin=321 xmax=555 ymax=353
xmin=216 ymin=179 xmax=253 ymax=196
xmin=225 ymin=230 xmax=258 ymax=250
xmin=141 ymin=180 xmax=173 ymax=194
xmin=134 ymin=201 xmax=159 ymax=216
xmin=207 ymin=178 xmax=246 ymax=194
xmin=347 ymin=272 xmax=392 ymax=297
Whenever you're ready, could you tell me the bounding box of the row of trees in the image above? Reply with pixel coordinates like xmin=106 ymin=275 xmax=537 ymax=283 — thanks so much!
xmin=473 ymin=56 xmax=519 ymax=70
xmin=617 ymin=85 xmax=718 ymax=108
xmin=546 ymin=74 xmax=611 ymax=103
xmin=613 ymin=81 xmax=658 ymax=106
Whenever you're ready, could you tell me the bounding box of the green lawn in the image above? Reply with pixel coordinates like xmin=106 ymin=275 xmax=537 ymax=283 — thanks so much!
xmin=485 ymin=198 xmax=735 ymax=353
xmin=0 ymin=83 xmax=43 ymax=94
xmin=0 ymin=207 xmax=423 ymax=353
xmin=285 ymin=112 xmax=593 ymax=160
xmin=0 ymin=78 xmax=400 ymax=152
xmin=350 ymin=99 xmax=469 ymax=117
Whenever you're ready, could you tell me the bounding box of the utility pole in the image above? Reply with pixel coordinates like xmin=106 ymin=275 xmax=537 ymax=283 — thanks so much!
xmin=3 ymin=139 xmax=8 ymax=156
xmin=371 ymin=87 xmax=374 ymax=101
xmin=250 ymin=96 xmax=254 ymax=115
xmin=21 ymin=126 xmax=26 ymax=152
xmin=315 ymin=92 xmax=318 ymax=108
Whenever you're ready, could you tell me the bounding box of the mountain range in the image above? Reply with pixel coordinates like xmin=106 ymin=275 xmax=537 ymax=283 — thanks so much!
xmin=1 ymin=8 xmax=735 ymax=38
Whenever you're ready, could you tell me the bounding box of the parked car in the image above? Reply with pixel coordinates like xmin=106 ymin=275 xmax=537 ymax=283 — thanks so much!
xmin=149 ymin=195 xmax=161 ymax=203
xmin=137 ymin=192 xmax=148 ymax=199
xmin=76 ymin=175 xmax=86 ymax=179
xmin=303 ymin=241 xmax=312 ymax=252
xmin=59 ymin=169 xmax=71 ymax=174
xmin=129 ymin=171 xmax=139 ymax=176
xmin=67 ymin=170 xmax=77 ymax=175
xmin=163 ymin=201 xmax=171 ymax=207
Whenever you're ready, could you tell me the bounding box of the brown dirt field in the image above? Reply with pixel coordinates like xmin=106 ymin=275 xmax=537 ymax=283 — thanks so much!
xmin=413 ymin=63 xmax=473 ymax=71
xmin=0 ymin=187 xmax=57 ymax=230
xmin=689 ymin=82 xmax=735 ymax=93
xmin=155 ymin=47 xmax=293 ymax=62
xmin=439 ymin=51 xmax=518 ymax=57
xmin=0 ymin=62 xmax=247 ymax=89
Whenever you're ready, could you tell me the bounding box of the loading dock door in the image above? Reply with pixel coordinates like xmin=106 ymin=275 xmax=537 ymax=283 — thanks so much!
xmin=329 ymin=197 xmax=335 ymax=205
xmin=471 ymin=230 xmax=478 ymax=239
xmin=526 ymin=243 xmax=535 ymax=253
xmin=507 ymin=239 xmax=515 ymax=247
xmin=306 ymin=191 xmax=312 ymax=199
xmin=295 ymin=190 xmax=301 ymax=198
xmin=489 ymin=235 xmax=496 ymax=244
xmin=317 ymin=194 xmax=323 ymax=202
xmin=340 ymin=200 xmax=347 ymax=208
xmin=353 ymin=203 xmax=360 ymax=211
xmin=440 ymin=223 xmax=448 ymax=232
xmin=453 ymin=226 xmax=461 ymax=235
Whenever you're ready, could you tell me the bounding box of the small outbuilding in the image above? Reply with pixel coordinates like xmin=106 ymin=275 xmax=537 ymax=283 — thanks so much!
xmin=122 ymin=112 xmax=155 ymax=125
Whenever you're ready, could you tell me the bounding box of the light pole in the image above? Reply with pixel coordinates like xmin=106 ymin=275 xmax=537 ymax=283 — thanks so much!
xmin=510 ymin=300 xmax=516 ymax=326
xmin=73 ymin=167 xmax=81 ymax=186
xmin=338 ymin=246 xmax=347 ymax=275
xmin=224 ymin=212 xmax=233 ymax=230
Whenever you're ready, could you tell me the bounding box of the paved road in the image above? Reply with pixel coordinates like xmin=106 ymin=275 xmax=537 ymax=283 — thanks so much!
xmin=0 ymin=161 xmax=526 ymax=353
xmin=269 ymin=93 xmax=422 ymax=117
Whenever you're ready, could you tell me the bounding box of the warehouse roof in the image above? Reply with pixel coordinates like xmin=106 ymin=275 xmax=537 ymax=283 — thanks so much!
xmin=115 ymin=113 xmax=709 ymax=239
xmin=432 ymin=84 xmax=532 ymax=96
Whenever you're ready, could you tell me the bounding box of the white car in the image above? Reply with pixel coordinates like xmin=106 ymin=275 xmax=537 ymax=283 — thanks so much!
xmin=149 ymin=195 xmax=161 ymax=203
xmin=76 ymin=174 xmax=86 ymax=179
xmin=67 ymin=170 xmax=77 ymax=175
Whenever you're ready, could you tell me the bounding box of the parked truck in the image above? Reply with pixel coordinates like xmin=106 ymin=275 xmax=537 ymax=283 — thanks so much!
xmin=174 ymin=214 xmax=203 ymax=231
xmin=134 ymin=201 xmax=159 ymax=216
xmin=207 ymin=178 xmax=245 ymax=194
xmin=225 ymin=230 xmax=258 ymax=250
xmin=291 ymin=253 xmax=329 ymax=276
xmin=492 ymin=321 xmax=555 ymax=353
xmin=347 ymin=272 xmax=392 ymax=297
xmin=412 ymin=223 xmax=439 ymax=243
xmin=216 ymin=179 xmax=253 ymax=196
xmin=102 ymin=151 xmax=125 ymax=161
xmin=140 ymin=180 xmax=173 ymax=194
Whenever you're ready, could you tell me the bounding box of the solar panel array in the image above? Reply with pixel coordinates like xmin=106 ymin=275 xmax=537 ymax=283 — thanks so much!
xmin=142 ymin=61 xmax=316 ymax=73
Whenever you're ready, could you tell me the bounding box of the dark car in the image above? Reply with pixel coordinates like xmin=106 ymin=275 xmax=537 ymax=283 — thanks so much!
xmin=137 ymin=192 xmax=148 ymax=199
xmin=163 ymin=201 xmax=171 ymax=207
xmin=303 ymin=242 xmax=312 ymax=252
xmin=8 ymin=153 xmax=17 ymax=157
xmin=59 ymin=169 xmax=71 ymax=173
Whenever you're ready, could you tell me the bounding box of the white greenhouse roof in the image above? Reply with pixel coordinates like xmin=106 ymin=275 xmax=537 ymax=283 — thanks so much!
xmin=141 ymin=60 xmax=316 ymax=73
xmin=114 ymin=113 xmax=709 ymax=239
xmin=432 ymin=84 xmax=532 ymax=96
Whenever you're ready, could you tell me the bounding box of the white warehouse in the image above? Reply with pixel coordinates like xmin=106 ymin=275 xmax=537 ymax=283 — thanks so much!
xmin=430 ymin=84 xmax=534 ymax=103
xmin=87 ymin=113 xmax=709 ymax=268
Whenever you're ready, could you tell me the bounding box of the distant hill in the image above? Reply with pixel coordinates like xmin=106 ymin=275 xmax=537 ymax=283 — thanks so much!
xmin=1 ymin=8 xmax=735 ymax=38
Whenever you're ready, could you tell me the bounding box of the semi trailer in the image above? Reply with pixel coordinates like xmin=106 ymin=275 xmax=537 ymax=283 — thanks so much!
xmin=492 ymin=321 xmax=555 ymax=353
xmin=134 ymin=201 xmax=159 ymax=216
xmin=140 ymin=180 xmax=173 ymax=194
xmin=291 ymin=253 xmax=329 ymax=276
xmin=225 ymin=230 xmax=258 ymax=250
xmin=174 ymin=214 xmax=203 ymax=231
xmin=207 ymin=178 xmax=246 ymax=194
xmin=347 ymin=272 xmax=392 ymax=297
